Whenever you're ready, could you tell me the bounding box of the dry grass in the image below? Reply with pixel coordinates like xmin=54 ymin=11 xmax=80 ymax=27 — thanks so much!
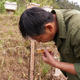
xmin=0 ymin=14 xmax=29 ymax=80
xmin=0 ymin=14 xmax=67 ymax=80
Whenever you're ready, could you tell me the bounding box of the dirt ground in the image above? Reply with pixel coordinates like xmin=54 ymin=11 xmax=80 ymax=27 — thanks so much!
xmin=0 ymin=14 xmax=67 ymax=80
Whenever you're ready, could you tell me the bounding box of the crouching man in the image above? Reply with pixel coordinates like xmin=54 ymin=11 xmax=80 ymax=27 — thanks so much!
xmin=19 ymin=7 xmax=80 ymax=80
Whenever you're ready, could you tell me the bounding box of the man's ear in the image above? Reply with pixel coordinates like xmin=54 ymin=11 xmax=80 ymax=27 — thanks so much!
xmin=45 ymin=23 xmax=54 ymax=32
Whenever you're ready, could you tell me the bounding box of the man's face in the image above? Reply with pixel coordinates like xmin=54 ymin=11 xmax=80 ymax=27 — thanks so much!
xmin=31 ymin=22 xmax=57 ymax=42
xmin=31 ymin=32 xmax=53 ymax=42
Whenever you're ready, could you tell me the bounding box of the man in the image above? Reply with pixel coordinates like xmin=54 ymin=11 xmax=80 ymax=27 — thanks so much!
xmin=19 ymin=7 xmax=80 ymax=80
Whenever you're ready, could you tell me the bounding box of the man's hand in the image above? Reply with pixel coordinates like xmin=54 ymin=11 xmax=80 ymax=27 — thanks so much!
xmin=42 ymin=49 xmax=77 ymax=75
xmin=42 ymin=49 xmax=57 ymax=66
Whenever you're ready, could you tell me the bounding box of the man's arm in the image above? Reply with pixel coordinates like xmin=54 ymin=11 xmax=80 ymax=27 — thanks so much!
xmin=52 ymin=60 xmax=77 ymax=75
xmin=42 ymin=50 xmax=77 ymax=75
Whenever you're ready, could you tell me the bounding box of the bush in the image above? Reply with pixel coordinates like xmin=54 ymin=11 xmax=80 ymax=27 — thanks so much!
xmin=0 ymin=0 xmax=6 ymax=13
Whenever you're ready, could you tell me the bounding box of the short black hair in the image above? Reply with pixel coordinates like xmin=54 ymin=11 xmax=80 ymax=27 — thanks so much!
xmin=19 ymin=7 xmax=54 ymax=38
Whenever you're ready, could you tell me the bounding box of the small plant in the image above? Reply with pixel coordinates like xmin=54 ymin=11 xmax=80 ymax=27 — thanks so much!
xmin=0 ymin=40 xmax=4 ymax=46
xmin=40 ymin=61 xmax=51 ymax=77
xmin=8 ymin=74 xmax=12 ymax=80
xmin=0 ymin=58 xmax=5 ymax=67
xmin=18 ymin=57 xmax=23 ymax=64
xmin=42 ymin=64 xmax=51 ymax=76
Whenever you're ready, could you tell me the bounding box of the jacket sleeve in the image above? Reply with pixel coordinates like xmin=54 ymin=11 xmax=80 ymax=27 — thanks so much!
xmin=71 ymin=28 xmax=80 ymax=78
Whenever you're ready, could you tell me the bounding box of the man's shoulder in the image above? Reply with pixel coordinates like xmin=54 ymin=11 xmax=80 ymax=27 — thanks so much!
xmin=53 ymin=9 xmax=80 ymax=23
xmin=61 ymin=9 xmax=80 ymax=41
xmin=62 ymin=9 xmax=80 ymax=21
xmin=63 ymin=9 xmax=80 ymax=14
xmin=53 ymin=9 xmax=80 ymax=37
xmin=62 ymin=9 xmax=80 ymax=33
xmin=53 ymin=9 xmax=80 ymax=14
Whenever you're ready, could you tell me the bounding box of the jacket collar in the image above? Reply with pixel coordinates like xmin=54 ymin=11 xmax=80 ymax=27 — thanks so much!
xmin=51 ymin=9 xmax=66 ymax=39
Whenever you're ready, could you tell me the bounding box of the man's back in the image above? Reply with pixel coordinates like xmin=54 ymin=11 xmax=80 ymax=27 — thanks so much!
xmin=52 ymin=9 xmax=80 ymax=80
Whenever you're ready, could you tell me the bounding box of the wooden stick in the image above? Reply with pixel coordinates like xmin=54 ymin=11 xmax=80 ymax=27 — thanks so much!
xmin=30 ymin=39 xmax=35 ymax=80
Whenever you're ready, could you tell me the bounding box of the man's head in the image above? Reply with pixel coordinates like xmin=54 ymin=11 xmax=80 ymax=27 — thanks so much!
xmin=19 ymin=7 xmax=57 ymax=42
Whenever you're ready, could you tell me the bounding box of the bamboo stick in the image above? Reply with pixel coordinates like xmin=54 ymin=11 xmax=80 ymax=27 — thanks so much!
xmin=30 ymin=39 xmax=35 ymax=80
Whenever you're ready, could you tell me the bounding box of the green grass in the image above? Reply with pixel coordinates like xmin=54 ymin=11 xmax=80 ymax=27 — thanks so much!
xmin=41 ymin=63 xmax=51 ymax=77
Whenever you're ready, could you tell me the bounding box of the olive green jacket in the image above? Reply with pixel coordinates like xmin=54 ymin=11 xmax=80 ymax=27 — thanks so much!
xmin=52 ymin=9 xmax=80 ymax=80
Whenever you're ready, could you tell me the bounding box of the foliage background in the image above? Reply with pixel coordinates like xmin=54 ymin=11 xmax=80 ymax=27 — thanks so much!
xmin=0 ymin=0 xmax=80 ymax=14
